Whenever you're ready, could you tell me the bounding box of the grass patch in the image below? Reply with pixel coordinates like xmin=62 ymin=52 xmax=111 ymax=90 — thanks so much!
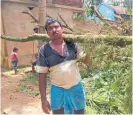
xmin=19 ymin=72 xmax=40 ymax=97
xmin=24 ymin=72 xmax=39 ymax=85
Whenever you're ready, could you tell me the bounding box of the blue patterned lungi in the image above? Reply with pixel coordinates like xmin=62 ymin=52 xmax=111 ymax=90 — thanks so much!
xmin=50 ymin=82 xmax=85 ymax=114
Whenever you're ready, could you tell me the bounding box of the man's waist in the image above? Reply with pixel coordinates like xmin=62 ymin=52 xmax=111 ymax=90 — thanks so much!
xmin=51 ymin=80 xmax=81 ymax=89
xmin=50 ymin=74 xmax=81 ymax=89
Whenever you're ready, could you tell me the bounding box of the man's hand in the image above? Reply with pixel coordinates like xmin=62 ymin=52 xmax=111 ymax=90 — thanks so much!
xmin=42 ymin=99 xmax=51 ymax=114
xmin=81 ymin=54 xmax=92 ymax=67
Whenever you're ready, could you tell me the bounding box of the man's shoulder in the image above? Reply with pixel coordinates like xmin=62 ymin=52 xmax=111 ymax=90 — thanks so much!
xmin=39 ymin=42 xmax=49 ymax=50
xmin=39 ymin=42 xmax=51 ymax=54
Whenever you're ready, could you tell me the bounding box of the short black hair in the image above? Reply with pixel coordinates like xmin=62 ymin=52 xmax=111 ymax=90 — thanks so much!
xmin=13 ymin=47 xmax=18 ymax=52
xmin=45 ymin=18 xmax=62 ymax=31
xmin=33 ymin=27 xmax=38 ymax=31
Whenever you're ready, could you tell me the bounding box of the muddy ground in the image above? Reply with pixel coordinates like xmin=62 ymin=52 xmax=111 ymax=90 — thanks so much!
xmin=1 ymin=68 xmax=50 ymax=114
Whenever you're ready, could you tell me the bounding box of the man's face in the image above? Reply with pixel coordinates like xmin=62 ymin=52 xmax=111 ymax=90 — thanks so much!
xmin=47 ymin=22 xmax=63 ymax=40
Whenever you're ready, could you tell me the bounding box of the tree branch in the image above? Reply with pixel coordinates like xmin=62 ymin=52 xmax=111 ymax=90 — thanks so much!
xmin=1 ymin=34 xmax=132 ymax=47
xmin=58 ymin=13 xmax=74 ymax=32
xmin=22 ymin=11 xmax=39 ymax=23
xmin=93 ymin=7 xmax=131 ymax=35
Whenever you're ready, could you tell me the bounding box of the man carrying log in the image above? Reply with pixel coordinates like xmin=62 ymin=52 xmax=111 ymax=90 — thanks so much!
xmin=36 ymin=18 xmax=91 ymax=114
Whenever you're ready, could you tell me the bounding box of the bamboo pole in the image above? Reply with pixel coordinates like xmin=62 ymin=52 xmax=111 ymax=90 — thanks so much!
xmin=38 ymin=0 xmax=46 ymax=48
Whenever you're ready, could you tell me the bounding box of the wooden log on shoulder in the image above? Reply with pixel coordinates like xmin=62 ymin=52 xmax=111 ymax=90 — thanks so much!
xmin=1 ymin=34 xmax=132 ymax=46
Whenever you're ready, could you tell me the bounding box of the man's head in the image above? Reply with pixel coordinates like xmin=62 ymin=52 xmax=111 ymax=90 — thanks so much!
xmin=45 ymin=18 xmax=63 ymax=41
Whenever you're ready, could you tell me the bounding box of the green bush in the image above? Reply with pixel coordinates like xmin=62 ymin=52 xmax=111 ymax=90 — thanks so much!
xmin=80 ymin=40 xmax=132 ymax=114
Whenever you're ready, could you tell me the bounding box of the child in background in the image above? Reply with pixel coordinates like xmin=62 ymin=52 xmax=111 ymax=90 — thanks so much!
xmin=11 ymin=47 xmax=18 ymax=74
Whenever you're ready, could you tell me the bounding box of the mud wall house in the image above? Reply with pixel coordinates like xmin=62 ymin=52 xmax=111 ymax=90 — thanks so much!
xmin=1 ymin=0 xmax=84 ymax=69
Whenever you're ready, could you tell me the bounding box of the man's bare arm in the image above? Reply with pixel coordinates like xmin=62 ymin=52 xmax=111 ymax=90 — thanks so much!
xmin=39 ymin=73 xmax=47 ymax=101
xmin=39 ymin=73 xmax=51 ymax=114
xmin=75 ymin=43 xmax=91 ymax=67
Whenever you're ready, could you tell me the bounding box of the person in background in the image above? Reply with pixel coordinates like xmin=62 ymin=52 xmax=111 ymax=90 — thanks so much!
xmin=33 ymin=27 xmax=39 ymax=33
xmin=32 ymin=53 xmax=38 ymax=73
xmin=36 ymin=18 xmax=91 ymax=114
xmin=11 ymin=47 xmax=18 ymax=74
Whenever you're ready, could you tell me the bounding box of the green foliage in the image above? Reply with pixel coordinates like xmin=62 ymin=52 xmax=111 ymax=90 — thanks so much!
xmin=24 ymin=73 xmax=39 ymax=85
xmin=72 ymin=12 xmax=84 ymax=20
xmin=19 ymin=73 xmax=40 ymax=97
xmin=127 ymin=9 xmax=132 ymax=15
xmin=80 ymin=40 xmax=132 ymax=114
xmin=86 ymin=6 xmax=94 ymax=17
xmin=19 ymin=72 xmax=50 ymax=97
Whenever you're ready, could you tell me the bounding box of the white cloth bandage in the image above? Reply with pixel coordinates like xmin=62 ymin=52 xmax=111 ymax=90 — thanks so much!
xmin=49 ymin=60 xmax=81 ymax=89
xmin=36 ymin=65 xmax=49 ymax=73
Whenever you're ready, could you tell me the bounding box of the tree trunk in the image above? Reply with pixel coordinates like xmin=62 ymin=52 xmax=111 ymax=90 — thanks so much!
xmin=1 ymin=4 xmax=10 ymax=69
xmin=38 ymin=0 xmax=46 ymax=48
xmin=1 ymin=34 xmax=132 ymax=47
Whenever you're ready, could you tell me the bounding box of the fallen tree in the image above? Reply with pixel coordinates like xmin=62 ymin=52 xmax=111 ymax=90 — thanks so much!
xmin=1 ymin=34 xmax=132 ymax=47
xmin=85 ymin=5 xmax=132 ymax=36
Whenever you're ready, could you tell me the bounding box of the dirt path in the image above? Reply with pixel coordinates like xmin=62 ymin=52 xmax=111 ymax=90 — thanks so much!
xmin=1 ymin=69 xmax=50 ymax=114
